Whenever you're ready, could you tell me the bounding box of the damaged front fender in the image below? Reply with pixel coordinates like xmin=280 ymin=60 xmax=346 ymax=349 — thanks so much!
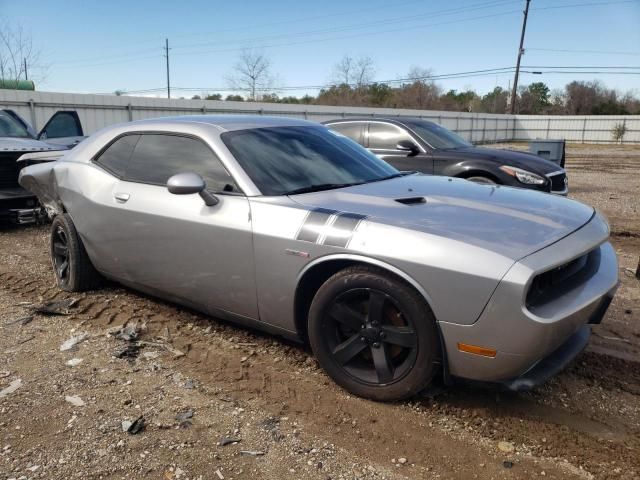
xmin=18 ymin=159 xmax=66 ymax=219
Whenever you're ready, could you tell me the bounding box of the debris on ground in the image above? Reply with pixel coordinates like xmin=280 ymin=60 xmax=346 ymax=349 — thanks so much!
xmin=0 ymin=371 xmax=10 ymax=378
xmin=240 ymin=450 xmax=265 ymax=456
xmin=31 ymin=298 xmax=79 ymax=316
xmin=503 ymin=461 xmax=514 ymax=469
xmin=6 ymin=314 xmax=33 ymax=326
xmin=0 ymin=379 xmax=22 ymax=398
xmin=137 ymin=340 xmax=185 ymax=358
xmin=65 ymin=358 xmax=83 ymax=367
xmin=122 ymin=416 xmax=146 ymax=434
xmin=112 ymin=344 xmax=141 ymax=360
xmin=215 ymin=469 xmax=224 ymax=480
xmin=65 ymin=395 xmax=85 ymax=407
xmin=219 ymin=437 xmax=241 ymax=446
xmin=497 ymin=441 xmax=515 ymax=453
xmin=110 ymin=324 xmax=140 ymax=342
xmin=175 ymin=410 xmax=194 ymax=428
xmin=60 ymin=333 xmax=88 ymax=351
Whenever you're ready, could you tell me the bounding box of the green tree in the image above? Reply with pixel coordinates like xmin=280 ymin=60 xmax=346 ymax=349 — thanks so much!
xmin=480 ymin=87 xmax=508 ymax=113
xmin=367 ymin=83 xmax=393 ymax=107
xmin=518 ymin=82 xmax=550 ymax=114
xmin=225 ymin=94 xmax=244 ymax=102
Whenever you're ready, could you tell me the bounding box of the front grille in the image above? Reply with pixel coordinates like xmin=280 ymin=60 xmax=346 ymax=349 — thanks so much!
xmin=526 ymin=248 xmax=600 ymax=309
xmin=0 ymin=152 xmax=24 ymax=189
xmin=548 ymin=172 xmax=567 ymax=192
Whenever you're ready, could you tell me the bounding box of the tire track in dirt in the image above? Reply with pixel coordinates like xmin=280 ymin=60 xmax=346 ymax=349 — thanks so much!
xmin=2 ymin=257 xmax=640 ymax=478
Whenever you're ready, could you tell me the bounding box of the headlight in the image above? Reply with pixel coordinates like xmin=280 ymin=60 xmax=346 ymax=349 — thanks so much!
xmin=499 ymin=165 xmax=546 ymax=185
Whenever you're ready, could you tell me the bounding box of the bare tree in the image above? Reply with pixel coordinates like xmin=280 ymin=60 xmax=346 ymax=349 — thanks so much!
xmin=227 ymin=49 xmax=274 ymax=101
xmin=332 ymin=55 xmax=354 ymax=85
xmin=331 ymin=55 xmax=375 ymax=87
xmin=0 ymin=23 xmax=46 ymax=86
xmin=393 ymin=67 xmax=441 ymax=109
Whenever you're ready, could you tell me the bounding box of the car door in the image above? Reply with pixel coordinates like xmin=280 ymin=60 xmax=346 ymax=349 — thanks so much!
xmin=327 ymin=122 xmax=366 ymax=147
xmin=366 ymin=122 xmax=434 ymax=174
xmin=38 ymin=111 xmax=85 ymax=148
xmin=431 ymin=150 xmax=459 ymax=176
xmin=101 ymin=132 xmax=258 ymax=320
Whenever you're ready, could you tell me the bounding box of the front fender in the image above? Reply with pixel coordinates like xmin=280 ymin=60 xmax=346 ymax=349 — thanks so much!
xmin=18 ymin=162 xmax=65 ymax=218
xmin=296 ymin=252 xmax=436 ymax=309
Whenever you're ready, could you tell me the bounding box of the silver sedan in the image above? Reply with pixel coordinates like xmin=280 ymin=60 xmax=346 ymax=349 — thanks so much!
xmin=19 ymin=116 xmax=618 ymax=401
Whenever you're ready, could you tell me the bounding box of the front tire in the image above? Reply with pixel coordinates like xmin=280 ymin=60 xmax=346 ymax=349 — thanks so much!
xmin=466 ymin=176 xmax=497 ymax=185
xmin=50 ymin=214 xmax=102 ymax=292
xmin=308 ymin=266 xmax=439 ymax=401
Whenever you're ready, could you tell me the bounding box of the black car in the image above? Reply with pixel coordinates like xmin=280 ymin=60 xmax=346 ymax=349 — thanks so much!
xmin=0 ymin=109 xmax=84 ymax=223
xmin=324 ymin=118 xmax=568 ymax=195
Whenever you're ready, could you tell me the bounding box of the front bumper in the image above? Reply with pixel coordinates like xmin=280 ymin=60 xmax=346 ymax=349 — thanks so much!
xmin=501 ymin=325 xmax=591 ymax=391
xmin=439 ymin=214 xmax=618 ymax=385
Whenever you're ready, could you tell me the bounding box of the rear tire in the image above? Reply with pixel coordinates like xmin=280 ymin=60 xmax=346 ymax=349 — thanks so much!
xmin=50 ymin=214 xmax=102 ymax=292
xmin=308 ymin=265 xmax=439 ymax=402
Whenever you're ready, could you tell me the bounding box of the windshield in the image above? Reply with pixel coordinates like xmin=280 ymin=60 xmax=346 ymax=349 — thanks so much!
xmin=405 ymin=120 xmax=471 ymax=150
xmin=0 ymin=111 xmax=32 ymax=139
xmin=221 ymin=126 xmax=398 ymax=196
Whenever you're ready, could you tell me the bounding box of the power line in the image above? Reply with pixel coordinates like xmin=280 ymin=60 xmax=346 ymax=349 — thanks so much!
xmin=522 ymin=65 xmax=640 ymax=69
xmin=171 ymin=0 xmax=518 ymax=51
xmin=52 ymin=0 xmax=510 ymax=58
xmin=49 ymin=0 xmax=515 ymax=65
xmin=51 ymin=0 xmax=639 ymax=69
xmin=530 ymin=0 xmax=639 ymax=11
xmin=116 ymin=66 xmax=640 ymax=96
xmin=527 ymin=47 xmax=640 ymax=56
xmin=112 ymin=67 xmax=519 ymax=95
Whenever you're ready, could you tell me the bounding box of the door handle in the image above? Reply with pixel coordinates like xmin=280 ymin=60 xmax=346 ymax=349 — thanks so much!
xmin=114 ymin=192 xmax=130 ymax=203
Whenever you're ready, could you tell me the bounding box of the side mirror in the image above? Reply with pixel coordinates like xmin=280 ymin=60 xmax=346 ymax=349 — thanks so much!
xmin=396 ymin=139 xmax=420 ymax=156
xmin=167 ymin=172 xmax=218 ymax=206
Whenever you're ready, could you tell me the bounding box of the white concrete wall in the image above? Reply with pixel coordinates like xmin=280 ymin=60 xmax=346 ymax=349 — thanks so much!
xmin=1 ymin=89 xmax=637 ymax=144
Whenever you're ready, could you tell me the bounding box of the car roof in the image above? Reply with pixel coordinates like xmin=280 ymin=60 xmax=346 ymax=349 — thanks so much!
xmin=128 ymin=115 xmax=320 ymax=132
xmin=323 ymin=117 xmax=436 ymax=127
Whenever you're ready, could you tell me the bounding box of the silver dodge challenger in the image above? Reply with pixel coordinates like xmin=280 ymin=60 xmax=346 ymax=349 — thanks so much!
xmin=18 ymin=116 xmax=618 ymax=401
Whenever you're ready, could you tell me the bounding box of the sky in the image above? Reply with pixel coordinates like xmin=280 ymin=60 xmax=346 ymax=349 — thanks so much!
xmin=2 ymin=0 xmax=639 ymax=98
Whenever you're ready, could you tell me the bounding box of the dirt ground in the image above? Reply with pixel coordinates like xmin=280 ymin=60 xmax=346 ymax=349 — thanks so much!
xmin=1 ymin=143 xmax=639 ymax=480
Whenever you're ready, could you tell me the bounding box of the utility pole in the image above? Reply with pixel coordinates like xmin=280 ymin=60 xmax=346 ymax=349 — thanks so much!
xmin=23 ymin=58 xmax=28 ymax=80
xmin=510 ymin=0 xmax=531 ymax=114
xmin=163 ymin=38 xmax=171 ymax=99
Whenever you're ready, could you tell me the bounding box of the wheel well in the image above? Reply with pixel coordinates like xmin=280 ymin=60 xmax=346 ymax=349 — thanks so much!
xmin=294 ymin=260 xmax=354 ymax=344
xmin=456 ymin=170 xmax=501 ymax=183
xmin=294 ymin=259 xmax=433 ymax=344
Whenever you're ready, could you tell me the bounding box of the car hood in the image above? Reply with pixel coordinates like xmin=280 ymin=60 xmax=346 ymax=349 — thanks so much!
xmin=436 ymin=146 xmax=562 ymax=174
xmin=0 ymin=137 xmax=68 ymax=152
xmin=290 ymin=175 xmax=594 ymax=261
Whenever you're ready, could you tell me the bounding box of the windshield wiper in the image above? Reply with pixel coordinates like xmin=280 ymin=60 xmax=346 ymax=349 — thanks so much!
xmin=369 ymin=171 xmax=418 ymax=183
xmin=284 ymin=182 xmax=362 ymax=195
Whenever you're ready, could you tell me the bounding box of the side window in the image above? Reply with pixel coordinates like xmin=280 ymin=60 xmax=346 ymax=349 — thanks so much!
xmin=125 ymin=134 xmax=239 ymax=193
xmin=328 ymin=123 xmax=365 ymax=146
xmin=368 ymin=123 xmax=412 ymax=150
xmin=95 ymin=134 xmax=140 ymax=177
xmin=39 ymin=111 xmax=83 ymax=139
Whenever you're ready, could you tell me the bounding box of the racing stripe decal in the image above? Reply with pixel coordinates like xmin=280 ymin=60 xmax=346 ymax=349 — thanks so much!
xmin=296 ymin=209 xmax=367 ymax=248
xmin=323 ymin=213 xmax=367 ymax=248
xmin=296 ymin=208 xmax=337 ymax=243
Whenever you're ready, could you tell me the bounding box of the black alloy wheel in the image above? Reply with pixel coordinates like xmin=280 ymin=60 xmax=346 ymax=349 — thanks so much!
xmin=308 ymin=266 xmax=439 ymax=401
xmin=326 ymin=288 xmax=418 ymax=385
xmin=50 ymin=214 xmax=102 ymax=292
xmin=52 ymin=223 xmax=70 ymax=286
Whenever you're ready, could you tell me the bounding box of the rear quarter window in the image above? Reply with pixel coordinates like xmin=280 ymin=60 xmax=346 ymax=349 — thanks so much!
xmin=94 ymin=134 xmax=140 ymax=177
